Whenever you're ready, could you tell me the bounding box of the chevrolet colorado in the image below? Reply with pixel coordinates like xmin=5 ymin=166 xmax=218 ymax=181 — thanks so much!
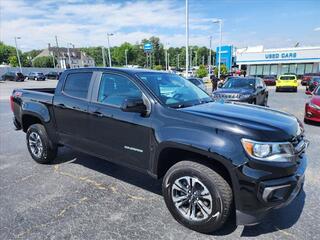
xmin=11 ymin=68 xmax=308 ymax=233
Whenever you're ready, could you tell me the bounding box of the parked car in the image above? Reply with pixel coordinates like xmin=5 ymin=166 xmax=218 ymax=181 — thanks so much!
xmin=27 ymin=72 xmax=46 ymax=81
xmin=263 ymin=75 xmax=276 ymax=86
xmin=45 ymin=71 xmax=59 ymax=80
xmin=301 ymin=73 xmax=320 ymax=86
xmin=276 ymin=74 xmax=298 ymax=92
xmin=304 ymin=86 xmax=320 ymax=124
xmin=1 ymin=71 xmax=25 ymax=82
xmin=212 ymin=77 xmax=268 ymax=106
xmin=11 ymin=68 xmax=308 ymax=233
xmin=187 ymin=77 xmax=206 ymax=91
xmin=305 ymin=76 xmax=320 ymax=93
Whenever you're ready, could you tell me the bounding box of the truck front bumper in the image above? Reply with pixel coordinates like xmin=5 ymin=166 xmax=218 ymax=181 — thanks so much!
xmin=235 ymin=154 xmax=307 ymax=225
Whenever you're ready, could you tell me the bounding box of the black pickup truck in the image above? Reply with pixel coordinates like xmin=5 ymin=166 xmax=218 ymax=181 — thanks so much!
xmin=11 ymin=68 xmax=308 ymax=233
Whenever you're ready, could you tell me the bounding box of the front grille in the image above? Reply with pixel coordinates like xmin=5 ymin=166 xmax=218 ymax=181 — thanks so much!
xmin=214 ymin=94 xmax=240 ymax=99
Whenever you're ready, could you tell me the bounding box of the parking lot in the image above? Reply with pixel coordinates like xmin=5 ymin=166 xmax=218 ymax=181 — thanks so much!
xmin=0 ymin=80 xmax=319 ymax=240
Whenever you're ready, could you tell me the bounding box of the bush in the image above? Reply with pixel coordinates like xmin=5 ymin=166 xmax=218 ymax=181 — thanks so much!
xmin=196 ymin=65 xmax=208 ymax=78
xmin=153 ymin=65 xmax=163 ymax=70
xmin=214 ymin=64 xmax=228 ymax=77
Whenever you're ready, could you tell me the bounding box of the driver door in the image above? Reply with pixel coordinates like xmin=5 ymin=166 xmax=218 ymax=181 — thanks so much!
xmin=87 ymin=71 xmax=152 ymax=170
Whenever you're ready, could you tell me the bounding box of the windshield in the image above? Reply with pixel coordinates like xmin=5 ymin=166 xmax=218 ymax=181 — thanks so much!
xmin=222 ymin=78 xmax=255 ymax=89
xmin=280 ymin=76 xmax=296 ymax=80
xmin=136 ymin=72 xmax=212 ymax=108
xmin=312 ymin=77 xmax=320 ymax=83
xmin=315 ymin=87 xmax=320 ymax=95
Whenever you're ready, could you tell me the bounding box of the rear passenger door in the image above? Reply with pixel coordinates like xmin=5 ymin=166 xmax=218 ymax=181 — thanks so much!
xmin=53 ymin=71 xmax=94 ymax=150
xmin=87 ymin=71 xmax=152 ymax=170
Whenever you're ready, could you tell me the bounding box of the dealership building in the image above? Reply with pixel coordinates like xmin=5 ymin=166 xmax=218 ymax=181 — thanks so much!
xmin=216 ymin=45 xmax=320 ymax=76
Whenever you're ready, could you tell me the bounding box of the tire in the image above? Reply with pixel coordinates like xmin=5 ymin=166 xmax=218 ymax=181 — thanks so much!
xmin=162 ymin=161 xmax=233 ymax=233
xmin=26 ymin=124 xmax=57 ymax=164
xmin=294 ymin=87 xmax=298 ymax=92
xmin=275 ymin=87 xmax=279 ymax=92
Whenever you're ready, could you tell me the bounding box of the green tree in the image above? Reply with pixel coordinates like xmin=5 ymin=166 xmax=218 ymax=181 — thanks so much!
xmin=32 ymin=56 xmax=55 ymax=68
xmin=0 ymin=42 xmax=18 ymax=64
xmin=214 ymin=64 xmax=228 ymax=77
xmin=8 ymin=56 xmax=19 ymax=67
xmin=196 ymin=65 xmax=208 ymax=78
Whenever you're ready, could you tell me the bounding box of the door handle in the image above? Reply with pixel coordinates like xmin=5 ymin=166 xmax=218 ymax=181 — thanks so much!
xmin=92 ymin=111 xmax=103 ymax=117
xmin=57 ymin=103 xmax=66 ymax=109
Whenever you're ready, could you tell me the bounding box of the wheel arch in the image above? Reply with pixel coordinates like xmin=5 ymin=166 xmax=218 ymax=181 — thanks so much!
xmin=154 ymin=144 xmax=234 ymax=188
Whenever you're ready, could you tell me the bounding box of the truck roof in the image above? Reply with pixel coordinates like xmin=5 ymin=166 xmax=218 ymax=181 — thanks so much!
xmin=63 ymin=67 xmax=167 ymax=75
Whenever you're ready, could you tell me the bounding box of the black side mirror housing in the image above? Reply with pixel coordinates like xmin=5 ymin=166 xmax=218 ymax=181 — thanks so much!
xmin=218 ymin=82 xmax=223 ymax=88
xmin=120 ymin=97 xmax=146 ymax=114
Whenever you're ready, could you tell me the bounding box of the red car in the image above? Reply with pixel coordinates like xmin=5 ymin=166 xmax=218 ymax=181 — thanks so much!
xmin=301 ymin=73 xmax=320 ymax=86
xmin=263 ymin=75 xmax=276 ymax=86
xmin=304 ymin=86 xmax=320 ymax=124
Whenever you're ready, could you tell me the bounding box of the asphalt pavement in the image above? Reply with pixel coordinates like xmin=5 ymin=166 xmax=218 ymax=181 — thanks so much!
xmin=0 ymin=80 xmax=319 ymax=240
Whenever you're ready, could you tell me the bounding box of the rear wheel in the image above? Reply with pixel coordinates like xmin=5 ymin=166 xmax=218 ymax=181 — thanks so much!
xmin=276 ymin=87 xmax=279 ymax=92
xmin=162 ymin=161 xmax=233 ymax=233
xmin=294 ymin=87 xmax=298 ymax=92
xmin=26 ymin=124 xmax=57 ymax=164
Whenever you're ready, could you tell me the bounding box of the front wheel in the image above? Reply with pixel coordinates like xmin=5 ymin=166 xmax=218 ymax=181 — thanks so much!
xmin=162 ymin=161 xmax=233 ymax=233
xmin=26 ymin=124 xmax=57 ymax=164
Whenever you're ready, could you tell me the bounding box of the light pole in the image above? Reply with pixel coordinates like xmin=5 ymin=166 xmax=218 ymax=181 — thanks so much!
xmin=107 ymin=33 xmax=114 ymax=67
xmin=168 ymin=53 xmax=170 ymax=70
xmin=190 ymin=47 xmax=193 ymax=70
xmin=125 ymin=49 xmax=128 ymax=67
xmin=208 ymin=36 xmax=212 ymax=76
xmin=185 ymin=0 xmax=189 ymax=76
xmin=14 ymin=37 xmax=22 ymax=73
xmin=213 ymin=19 xmax=222 ymax=79
xmin=101 ymin=47 xmax=106 ymax=67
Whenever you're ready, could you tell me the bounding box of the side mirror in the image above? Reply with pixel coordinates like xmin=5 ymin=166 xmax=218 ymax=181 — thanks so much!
xmin=305 ymin=90 xmax=312 ymax=95
xmin=218 ymin=82 xmax=223 ymax=88
xmin=120 ymin=97 xmax=146 ymax=114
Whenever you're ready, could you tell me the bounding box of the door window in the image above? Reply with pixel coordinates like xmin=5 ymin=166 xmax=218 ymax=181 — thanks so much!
xmin=98 ymin=73 xmax=142 ymax=107
xmin=63 ymin=72 xmax=92 ymax=99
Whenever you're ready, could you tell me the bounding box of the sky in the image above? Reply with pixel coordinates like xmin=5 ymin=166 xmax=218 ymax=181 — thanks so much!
xmin=1 ymin=0 xmax=320 ymax=52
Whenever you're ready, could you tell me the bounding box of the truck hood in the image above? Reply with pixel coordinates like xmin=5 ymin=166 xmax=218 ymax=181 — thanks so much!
xmin=181 ymin=101 xmax=301 ymax=141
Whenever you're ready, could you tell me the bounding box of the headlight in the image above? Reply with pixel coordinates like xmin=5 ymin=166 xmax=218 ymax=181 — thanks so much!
xmin=309 ymin=102 xmax=320 ymax=110
xmin=241 ymin=138 xmax=295 ymax=162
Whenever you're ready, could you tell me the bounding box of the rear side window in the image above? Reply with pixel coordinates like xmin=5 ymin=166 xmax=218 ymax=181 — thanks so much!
xmin=63 ymin=72 xmax=92 ymax=99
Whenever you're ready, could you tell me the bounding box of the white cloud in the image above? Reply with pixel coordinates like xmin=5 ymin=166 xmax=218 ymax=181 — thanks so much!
xmin=314 ymin=27 xmax=320 ymax=31
xmin=1 ymin=0 xmax=197 ymax=50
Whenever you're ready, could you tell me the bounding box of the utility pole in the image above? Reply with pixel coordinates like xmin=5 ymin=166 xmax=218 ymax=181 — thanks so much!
xmin=202 ymin=55 xmax=204 ymax=65
xmin=55 ymin=35 xmax=60 ymax=68
xmin=107 ymin=33 xmax=113 ymax=67
xmin=14 ymin=37 xmax=22 ymax=73
xmin=125 ymin=49 xmax=128 ymax=67
xmin=177 ymin=54 xmax=180 ymax=69
xmin=190 ymin=47 xmax=193 ymax=70
xmin=165 ymin=43 xmax=170 ymax=71
xmin=209 ymin=36 xmax=212 ymax=75
xmin=67 ymin=43 xmax=72 ymax=69
xmin=168 ymin=53 xmax=170 ymax=70
xmin=185 ymin=0 xmax=189 ymax=76
xmin=195 ymin=51 xmax=198 ymax=67
xmin=101 ymin=46 xmax=106 ymax=67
